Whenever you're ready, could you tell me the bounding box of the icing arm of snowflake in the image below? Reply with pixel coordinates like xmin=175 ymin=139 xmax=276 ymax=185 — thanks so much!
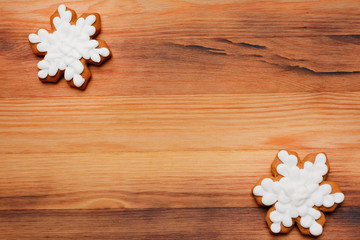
xmin=50 ymin=4 xmax=77 ymax=30
xmin=312 ymin=182 xmax=345 ymax=211
xmin=28 ymin=29 xmax=50 ymax=57
xmin=252 ymin=177 xmax=280 ymax=206
xmin=266 ymin=205 xmax=295 ymax=234
xmin=296 ymin=207 xmax=326 ymax=236
xmin=272 ymin=150 xmax=300 ymax=177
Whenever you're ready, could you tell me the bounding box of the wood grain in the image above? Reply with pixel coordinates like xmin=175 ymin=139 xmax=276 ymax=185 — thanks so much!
xmin=0 ymin=94 xmax=359 ymax=211
xmin=0 ymin=207 xmax=359 ymax=240
xmin=2 ymin=0 xmax=360 ymax=97
xmin=1 ymin=0 xmax=360 ymax=239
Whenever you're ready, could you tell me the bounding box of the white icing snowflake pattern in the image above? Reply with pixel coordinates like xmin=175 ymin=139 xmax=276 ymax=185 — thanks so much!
xmin=28 ymin=4 xmax=110 ymax=88
xmin=253 ymin=150 xmax=344 ymax=236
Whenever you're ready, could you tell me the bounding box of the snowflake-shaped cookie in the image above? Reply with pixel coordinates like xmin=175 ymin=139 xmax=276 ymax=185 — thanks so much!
xmin=252 ymin=150 xmax=344 ymax=236
xmin=28 ymin=4 xmax=111 ymax=90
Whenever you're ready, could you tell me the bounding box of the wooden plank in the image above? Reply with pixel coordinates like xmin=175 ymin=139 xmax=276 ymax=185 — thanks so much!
xmin=1 ymin=93 xmax=359 ymax=154
xmin=0 ymin=94 xmax=359 ymax=210
xmin=0 ymin=150 xmax=357 ymax=210
xmin=0 ymin=207 xmax=358 ymax=239
xmin=2 ymin=0 xmax=360 ymax=97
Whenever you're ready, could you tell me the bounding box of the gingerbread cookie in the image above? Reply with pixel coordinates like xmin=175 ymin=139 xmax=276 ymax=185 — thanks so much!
xmin=252 ymin=150 xmax=344 ymax=236
xmin=28 ymin=4 xmax=111 ymax=90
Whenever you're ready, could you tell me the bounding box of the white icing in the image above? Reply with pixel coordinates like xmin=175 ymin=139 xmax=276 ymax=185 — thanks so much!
xmin=253 ymin=150 xmax=344 ymax=236
xmin=28 ymin=4 xmax=110 ymax=87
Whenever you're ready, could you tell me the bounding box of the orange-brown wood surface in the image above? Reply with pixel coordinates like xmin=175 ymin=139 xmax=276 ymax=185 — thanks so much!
xmin=1 ymin=0 xmax=360 ymax=239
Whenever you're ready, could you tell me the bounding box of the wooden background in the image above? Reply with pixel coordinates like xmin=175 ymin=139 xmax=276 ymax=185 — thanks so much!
xmin=1 ymin=0 xmax=360 ymax=239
